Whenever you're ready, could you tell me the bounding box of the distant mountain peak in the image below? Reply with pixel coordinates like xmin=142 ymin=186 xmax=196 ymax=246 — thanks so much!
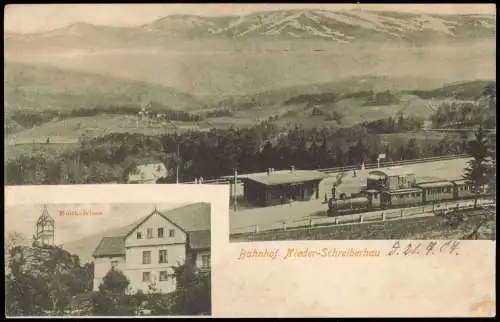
xmin=5 ymin=9 xmax=496 ymax=45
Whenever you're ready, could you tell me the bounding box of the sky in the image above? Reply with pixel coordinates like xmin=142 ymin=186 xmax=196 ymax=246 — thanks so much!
xmin=4 ymin=3 xmax=496 ymax=34
xmin=5 ymin=202 xmax=188 ymax=245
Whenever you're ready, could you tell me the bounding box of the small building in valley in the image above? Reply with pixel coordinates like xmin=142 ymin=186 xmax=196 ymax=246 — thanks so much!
xmin=127 ymin=163 xmax=168 ymax=184
xmin=92 ymin=202 xmax=211 ymax=294
xmin=239 ymin=167 xmax=326 ymax=207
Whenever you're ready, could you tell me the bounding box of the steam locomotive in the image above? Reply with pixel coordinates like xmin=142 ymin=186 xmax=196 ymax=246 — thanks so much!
xmin=327 ymin=178 xmax=488 ymax=217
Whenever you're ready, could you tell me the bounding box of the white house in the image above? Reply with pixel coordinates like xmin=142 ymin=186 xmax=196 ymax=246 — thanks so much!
xmin=127 ymin=163 xmax=168 ymax=184
xmin=92 ymin=203 xmax=211 ymax=294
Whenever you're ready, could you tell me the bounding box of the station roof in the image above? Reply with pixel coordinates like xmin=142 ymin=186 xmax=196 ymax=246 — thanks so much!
xmin=382 ymin=188 xmax=422 ymax=194
xmin=240 ymin=170 xmax=326 ymax=186
xmin=369 ymin=167 xmax=415 ymax=177
xmin=416 ymin=181 xmax=455 ymax=188
xmin=450 ymin=179 xmax=470 ymax=185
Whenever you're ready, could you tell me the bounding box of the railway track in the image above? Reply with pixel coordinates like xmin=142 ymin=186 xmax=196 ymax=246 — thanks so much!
xmin=192 ymin=154 xmax=470 ymax=184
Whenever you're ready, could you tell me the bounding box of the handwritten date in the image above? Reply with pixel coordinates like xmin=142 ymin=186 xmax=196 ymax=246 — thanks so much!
xmin=387 ymin=240 xmax=461 ymax=256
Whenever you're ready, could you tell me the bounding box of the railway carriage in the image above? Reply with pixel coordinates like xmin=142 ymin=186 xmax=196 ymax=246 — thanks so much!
xmin=327 ymin=166 xmax=490 ymax=216
xmin=451 ymin=179 xmax=475 ymax=199
xmin=416 ymin=181 xmax=455 ymax=203
xmin=379 ymin=188 xmax=423 ymax=208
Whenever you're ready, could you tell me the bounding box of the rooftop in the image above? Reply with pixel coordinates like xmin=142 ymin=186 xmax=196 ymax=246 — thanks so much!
xmin=158 ymin=202 xmax=211 ymax=232
xmin=128 ymin=163 xmax=167 ymax=183
xmin=92 ymin=202 xmax=211 ymax=258
xmin=416 ymin=181 xmax=455 ymax=188
xmin=37 ymin=204 xmax=55 ymax=225
xmin=369 ymin=167 xmax=415 ymax=177
xmin=383 ymin=188 xmax=422 ymax=194
xmin=92 ymin=237 xmax=125 ymax=258
xmin=451 ymin=179 xmax=470 ymax=185
xmin=239 ymin=170 xmax=326 ymax=186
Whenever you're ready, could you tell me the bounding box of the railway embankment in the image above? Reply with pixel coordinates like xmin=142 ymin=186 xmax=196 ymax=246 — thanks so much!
xmin=230 ymin=205 xmax=495 ymax=242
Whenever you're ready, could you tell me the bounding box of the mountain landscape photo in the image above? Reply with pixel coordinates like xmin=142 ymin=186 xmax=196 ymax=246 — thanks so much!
xmin=4 ymin=4 xmax=496 ymax=188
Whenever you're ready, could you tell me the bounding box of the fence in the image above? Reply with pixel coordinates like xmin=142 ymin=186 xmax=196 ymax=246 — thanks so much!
xmin=184 ymin=154 xmax=469 ymax=184
xmin=230 ymin=198 xmax=494 ymax=236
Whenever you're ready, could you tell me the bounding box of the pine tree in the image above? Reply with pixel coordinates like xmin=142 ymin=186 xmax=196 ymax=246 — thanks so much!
xmin=463 ymin=126 xmax=493 ymax=208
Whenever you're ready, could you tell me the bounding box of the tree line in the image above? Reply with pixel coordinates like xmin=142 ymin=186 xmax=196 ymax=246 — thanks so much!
xmin=430 ymin=101 xmax=496 ymax=129
xmin=5 ymin=239 xmax=210 ymax=316
xmin=5 ymin=118 xmax=469 ymax=185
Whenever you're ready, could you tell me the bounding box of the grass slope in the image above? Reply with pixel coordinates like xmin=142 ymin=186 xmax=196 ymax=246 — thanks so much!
xmin=230 ymin=212 xmax=494 ymax=242
xmin=4 ymin=62 xmax=202 ymax=115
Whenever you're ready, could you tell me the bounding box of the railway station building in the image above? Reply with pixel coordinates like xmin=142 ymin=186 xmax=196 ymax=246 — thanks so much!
xmin=237 ymin=168 xmax=326 ymax=207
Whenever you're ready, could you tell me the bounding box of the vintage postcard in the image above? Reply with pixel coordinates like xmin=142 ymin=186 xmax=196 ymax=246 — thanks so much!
xmin=4 ymin=3 xmax=496 ymax=318
xmin=5 ymin=184 xmax=227 ymax=317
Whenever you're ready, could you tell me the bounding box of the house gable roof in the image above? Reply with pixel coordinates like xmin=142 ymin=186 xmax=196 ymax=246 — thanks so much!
xmin=92 ymin=203 xmax=211 ymax=258
xmin=92 ymin=237 xmax=126 ymax=258
xmin=159 ymin=202 xmax=211 ymax=232
xmin=123 ymin=209 xmax=187 ymax=240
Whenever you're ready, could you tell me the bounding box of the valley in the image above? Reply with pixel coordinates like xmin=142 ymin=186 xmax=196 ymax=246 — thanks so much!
xmin=3 ymin=8 xmax=496 ymax=186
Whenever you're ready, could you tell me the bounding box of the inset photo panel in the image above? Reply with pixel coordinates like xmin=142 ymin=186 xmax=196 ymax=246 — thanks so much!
xmin=5 ymin=184 xmax=229 ymax=318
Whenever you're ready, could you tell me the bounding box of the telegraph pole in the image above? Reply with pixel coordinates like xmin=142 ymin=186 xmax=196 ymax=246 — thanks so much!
xmin=176 ymin=143 xmax=180 ymax=184
xmin=233 ymin=168 xmax=238 ymax=211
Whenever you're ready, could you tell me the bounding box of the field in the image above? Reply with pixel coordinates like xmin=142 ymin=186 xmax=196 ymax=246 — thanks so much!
xmin=5 ymin=114 xmax=206 ymax=142
xmin=230 ymin=210 xmax=495 ymax=242
xmin=5 ymin=58 xmax=494 ymax=144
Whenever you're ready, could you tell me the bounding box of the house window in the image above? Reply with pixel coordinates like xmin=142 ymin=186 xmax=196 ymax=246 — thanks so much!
xmin=147 ymin=228 xmax=153 ymax=239
xmin=136 ymin=232 xmax=142 ymax=239
xmin=158 ymin=228 xmax=164 ymax=238
xmin=111 ymin=260 xmax=119 ymax=269
xmin=169 ymin=229 xmax=175 ymax=237
xmin=159 ymin=271 xmax=169 ymax=281
xmin=142 ymin=272 xmax=151 ymax=282
xmin=201 ymin=254 xmax=211 ymax=269
xmin=142 ymin=251 xmax=151 ymax=264
xmin=159 ymin=250 xmax=168 ymax=264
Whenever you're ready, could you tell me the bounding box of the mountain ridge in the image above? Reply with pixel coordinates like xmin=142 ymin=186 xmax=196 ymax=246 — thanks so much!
xmin=5 ymin=9 xmax=496 ymax=45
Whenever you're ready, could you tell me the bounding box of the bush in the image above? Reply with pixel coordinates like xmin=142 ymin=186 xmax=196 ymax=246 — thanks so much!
xmin=100 ymin=269 xmax=130 ymax=294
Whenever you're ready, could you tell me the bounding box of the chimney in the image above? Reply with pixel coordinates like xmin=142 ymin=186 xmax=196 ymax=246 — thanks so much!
xmin=290 ymin=165 xmax=295 ymax=173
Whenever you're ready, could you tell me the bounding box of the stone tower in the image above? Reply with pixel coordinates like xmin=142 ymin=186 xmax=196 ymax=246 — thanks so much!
xmin=35 ymin=205 xmax=55 ymax=246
